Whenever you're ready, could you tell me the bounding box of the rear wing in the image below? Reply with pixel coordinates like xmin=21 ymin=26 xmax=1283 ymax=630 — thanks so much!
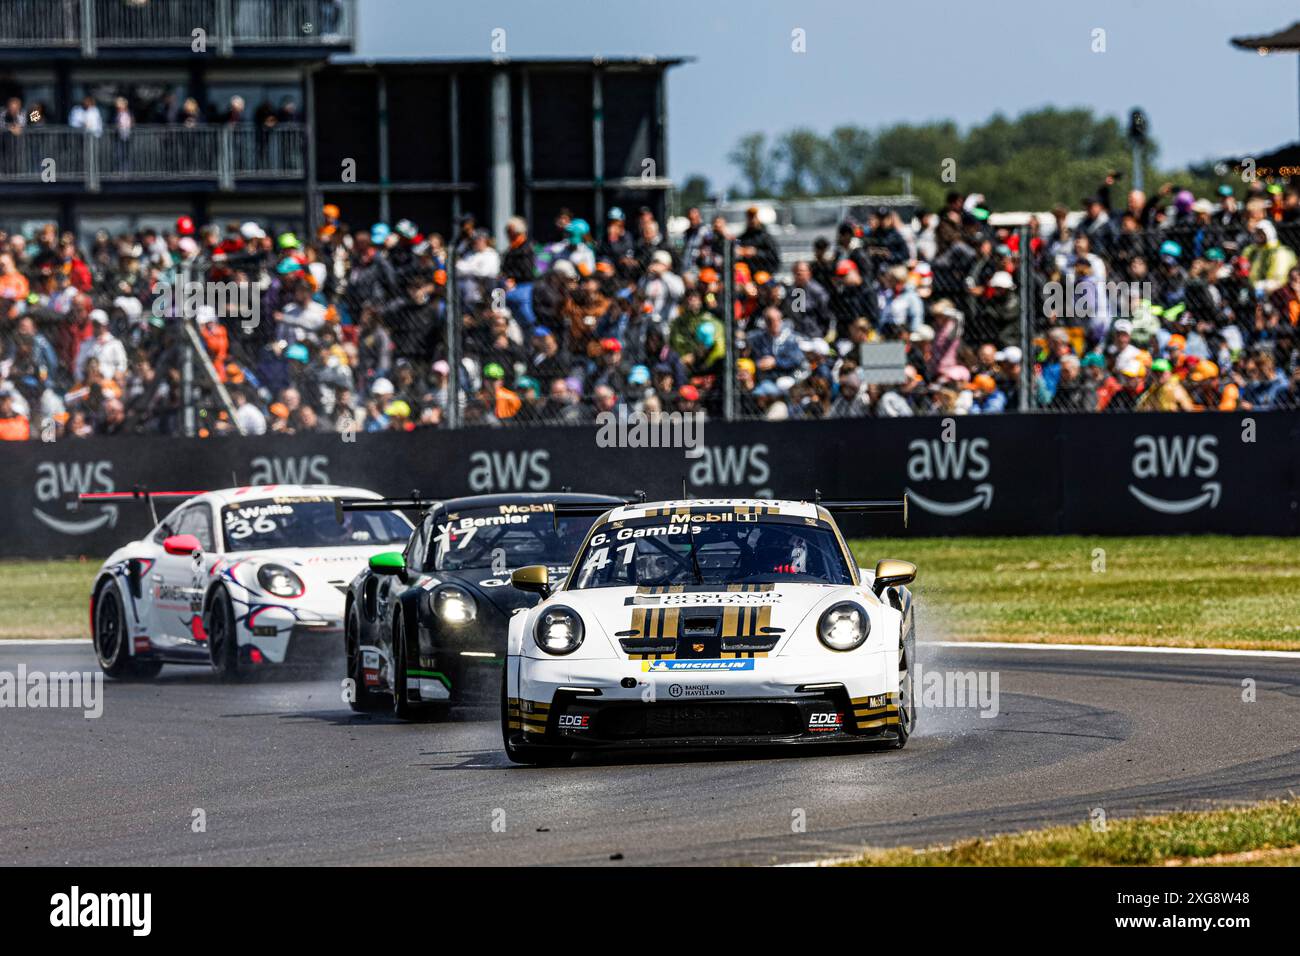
xmin=78 ymin=487 xmax=208 ymax=525
xmin=335 ymin=495 xmax=443 ymax=523
xmin=551 ymin=493 xmax=646 ymax=528
xmin=814 ymin=494 xmax=909 ymax=529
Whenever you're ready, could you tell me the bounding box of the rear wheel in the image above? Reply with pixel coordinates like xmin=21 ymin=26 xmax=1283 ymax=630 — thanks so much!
xmin=93 ymin=582 xmax=162 ymax=680
xmin=206 ymin=587 xmax=249 ymax=681
xmin=390 ymin=611 xmax=447 ymax=722
xmin=501 ymin=663 xmax=570 ymax=766
xmin=345 ymin=603 xmax=387 ymax=712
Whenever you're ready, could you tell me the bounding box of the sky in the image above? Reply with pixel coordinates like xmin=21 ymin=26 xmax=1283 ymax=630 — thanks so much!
xmin=357 ymin=0 xmax=1300 ymax=193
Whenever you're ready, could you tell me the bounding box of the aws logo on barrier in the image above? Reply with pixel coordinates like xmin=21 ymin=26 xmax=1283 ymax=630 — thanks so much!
xmin=468 ymin=450 xmax=551 ymax=492
xmin=34 ymin=460 xmax=117 ymax=535
xmin=904 ymin=438 xmax=993 ymax=516
xmin=688 ymin=444 xmax=770 ymax=493
xmin=248 ymin=455 xmax=329 ymax=485
xmin=1127 ymin=434 xmax=1219 ymax=514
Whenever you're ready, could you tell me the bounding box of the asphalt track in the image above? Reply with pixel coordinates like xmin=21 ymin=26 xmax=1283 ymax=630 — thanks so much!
xmin=2 ymin=641 xmax=1298 ymax=866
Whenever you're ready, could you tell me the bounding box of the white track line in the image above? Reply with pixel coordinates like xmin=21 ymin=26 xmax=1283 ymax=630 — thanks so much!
xmin=0 ymin=638 xmax=91 ymax=645
xmin=928 ymin=640 xmax=1300 ymax=659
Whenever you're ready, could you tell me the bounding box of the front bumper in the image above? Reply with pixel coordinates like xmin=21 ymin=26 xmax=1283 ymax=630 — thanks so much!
xmin=509 ymin=652 xmax=899 ymax=749
xmin=237 ymin=605 xmax=343 ymax=665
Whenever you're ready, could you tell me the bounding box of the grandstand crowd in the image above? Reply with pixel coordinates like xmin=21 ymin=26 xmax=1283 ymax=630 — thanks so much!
xmin=2 ymin=178 xmax=1299 ymax=440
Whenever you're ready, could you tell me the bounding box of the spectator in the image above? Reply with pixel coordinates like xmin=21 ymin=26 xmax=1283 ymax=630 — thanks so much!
xmin=74 ymin=310 xmax=128 ymax=380
xmin=746 ymin=308 xmax=803 ymax=381
xmin=0 ymin=389 xmax=29 ymax=440
xmin=736 ymin=206 xmax=779 ymax=275
xmin=69 ymin=94 xmax=103 ymax=137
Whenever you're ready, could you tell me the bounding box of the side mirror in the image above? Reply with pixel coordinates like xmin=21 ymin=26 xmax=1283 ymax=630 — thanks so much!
xmin=872 ymin=558 xmax=916 ymax=596
xmin=369 ymin=551 xmax=406 ymax=576
xmin=163 ymin=533 xmax=201 ymax=557
xmin=511 ymin=564 xmax=551 ymax=598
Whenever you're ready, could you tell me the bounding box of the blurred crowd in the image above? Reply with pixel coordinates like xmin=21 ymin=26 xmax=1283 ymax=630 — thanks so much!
xmin=2 ymin=178 xmax=1300 ymax=441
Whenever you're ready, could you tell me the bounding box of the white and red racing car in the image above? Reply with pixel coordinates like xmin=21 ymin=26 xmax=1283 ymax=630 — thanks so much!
xmin=85 ymin=485 xmax=411 ymax=679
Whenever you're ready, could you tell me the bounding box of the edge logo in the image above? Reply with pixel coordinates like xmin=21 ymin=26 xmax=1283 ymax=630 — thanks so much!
xmin=904 ymin=438 xmax=994 ymax=516
xmin=1127 ymin=434 xmax=1220 ymax=514
xmin=33 ymin=461 xmax=117 ymax=535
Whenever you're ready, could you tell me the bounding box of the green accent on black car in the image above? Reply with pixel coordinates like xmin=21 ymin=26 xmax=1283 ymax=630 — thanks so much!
xmin=369 ymin=551 xmax=405 ymax=575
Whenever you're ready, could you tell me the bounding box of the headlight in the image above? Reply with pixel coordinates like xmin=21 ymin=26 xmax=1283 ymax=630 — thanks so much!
xmin=533 ymin=606 xmax=584 ymax=655
xmin=817 ymin=602 xmax=868 ymax=651
xmin=432 ymin=585 xmax=477 ymax=625
xmin=257 ymin=564 xmax=304 ymax=598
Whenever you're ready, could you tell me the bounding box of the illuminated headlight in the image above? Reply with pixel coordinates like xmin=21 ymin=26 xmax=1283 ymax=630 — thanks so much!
xmin=257 ymin=564 xmax=303 ymax=598
xmin=817 ymin=602 xmax=868 ymax=651
xmin=533 ymin=606 xmax=584 ymax=655
xmin=433 ymin=586 xmax=477 ymax=625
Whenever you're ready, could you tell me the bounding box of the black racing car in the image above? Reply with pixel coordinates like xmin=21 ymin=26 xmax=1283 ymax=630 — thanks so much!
xmin=340 ymin=492 xmax=624 ymax=719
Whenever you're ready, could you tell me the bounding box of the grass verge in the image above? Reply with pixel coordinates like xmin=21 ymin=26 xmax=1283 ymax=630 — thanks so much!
xmin=0 ymin=559 xmax=99 ymax=640
xmin=850 ymin=535 xmax=1300 ymax=650
xmin=842 ymin=800 xmax=1300 ymax=866
xmin=4 ymin=535 xmax=1300 ymax=647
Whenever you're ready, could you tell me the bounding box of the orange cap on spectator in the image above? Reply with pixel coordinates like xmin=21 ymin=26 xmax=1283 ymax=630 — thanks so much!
xmin=971 ymin=373 xmax=997 ymax=393
xmin=269 ymin=402 xmax=289 ymax=419
xmin=1167 ymin=334 xmax=1186 ymax=351
xmin=1189 ymin=359 xmax=1219 ymax=383
xmin=434 ymin=269 xmax=447 ymax=286
xmin=323 ymin=203 xmax=340 ymax=220
xmin=699 ymin=267 xmax=719 ymax=284
xmin=754 ymin=270 xmax=771 ymax=285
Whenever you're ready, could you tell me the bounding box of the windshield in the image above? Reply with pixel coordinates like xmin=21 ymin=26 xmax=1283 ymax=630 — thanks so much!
xmin=221 ymin=498 xmax=411 ymax=552
xmin=570 ymin=513 xmax=854 ymax=589
xmin=431 ymin=505 xmax=596 ymax=571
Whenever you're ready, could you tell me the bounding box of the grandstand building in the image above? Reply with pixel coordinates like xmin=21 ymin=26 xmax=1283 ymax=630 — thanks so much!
xmin=0 ymin=0 xmax=683 ymax=242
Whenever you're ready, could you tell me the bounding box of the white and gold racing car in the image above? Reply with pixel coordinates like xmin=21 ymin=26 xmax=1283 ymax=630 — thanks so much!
xmin=502 ymin=496 xmax=915 ymax=764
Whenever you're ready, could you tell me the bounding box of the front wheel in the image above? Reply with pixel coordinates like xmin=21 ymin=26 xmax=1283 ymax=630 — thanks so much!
xmin=206 ymin=586 xmax=249 ymax=681
xmin=889 ymin=625 xmax=916 ymax=749
xmin=390 ymin=610 xmax=447 ymax=722
xmin=500 ymin=663 xmax=570 ymax=766
xmin=94 ymin=582 xmax=162 ymax=680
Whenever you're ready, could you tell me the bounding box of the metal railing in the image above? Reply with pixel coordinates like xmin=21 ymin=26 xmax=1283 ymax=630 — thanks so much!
xmin=0 ymin=0 xmax=355 ymax=53
xmin=0 ymin=124 xmax=305 ymax=187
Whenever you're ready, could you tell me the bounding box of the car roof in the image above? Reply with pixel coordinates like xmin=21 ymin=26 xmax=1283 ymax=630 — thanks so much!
xmin=436 ymin=492 xmax=627 ymax=512
xmin=603 ymin=498 xmax=824 ymax=522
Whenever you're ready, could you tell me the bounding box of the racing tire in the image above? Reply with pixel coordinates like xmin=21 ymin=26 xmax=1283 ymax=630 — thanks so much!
xmin=93 ymin=581 xmax=162 ymax=680
xmin=889 ymin=624 xmax=917 ymax=750
xmin=345 ymin=603 xmax=388 ymax=713
xmin=500 ymin=664 xmax=571 ymax=766
xmin=390 ymin=610 xmax=447 ymax=722
xmin=206 ymin=586 xmax=250 ymax=681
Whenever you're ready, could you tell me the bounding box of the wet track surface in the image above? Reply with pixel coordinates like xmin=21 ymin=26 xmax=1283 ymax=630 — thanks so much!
xmin=2 ymin=642 xmax=1298 ymax=865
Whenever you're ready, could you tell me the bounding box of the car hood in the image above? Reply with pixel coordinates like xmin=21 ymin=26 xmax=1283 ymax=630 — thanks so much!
xmin=223 ymin=546 xmax=397 ymax=607
xmin=434 ymin=564 xmax=572 ymax=618
xmin=547 ymin=581 xmax=874 ymax=659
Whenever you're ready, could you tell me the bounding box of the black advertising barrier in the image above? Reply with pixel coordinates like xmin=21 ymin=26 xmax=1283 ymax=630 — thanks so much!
xmin=1 ymin=411 xmax=1297 ymax=558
